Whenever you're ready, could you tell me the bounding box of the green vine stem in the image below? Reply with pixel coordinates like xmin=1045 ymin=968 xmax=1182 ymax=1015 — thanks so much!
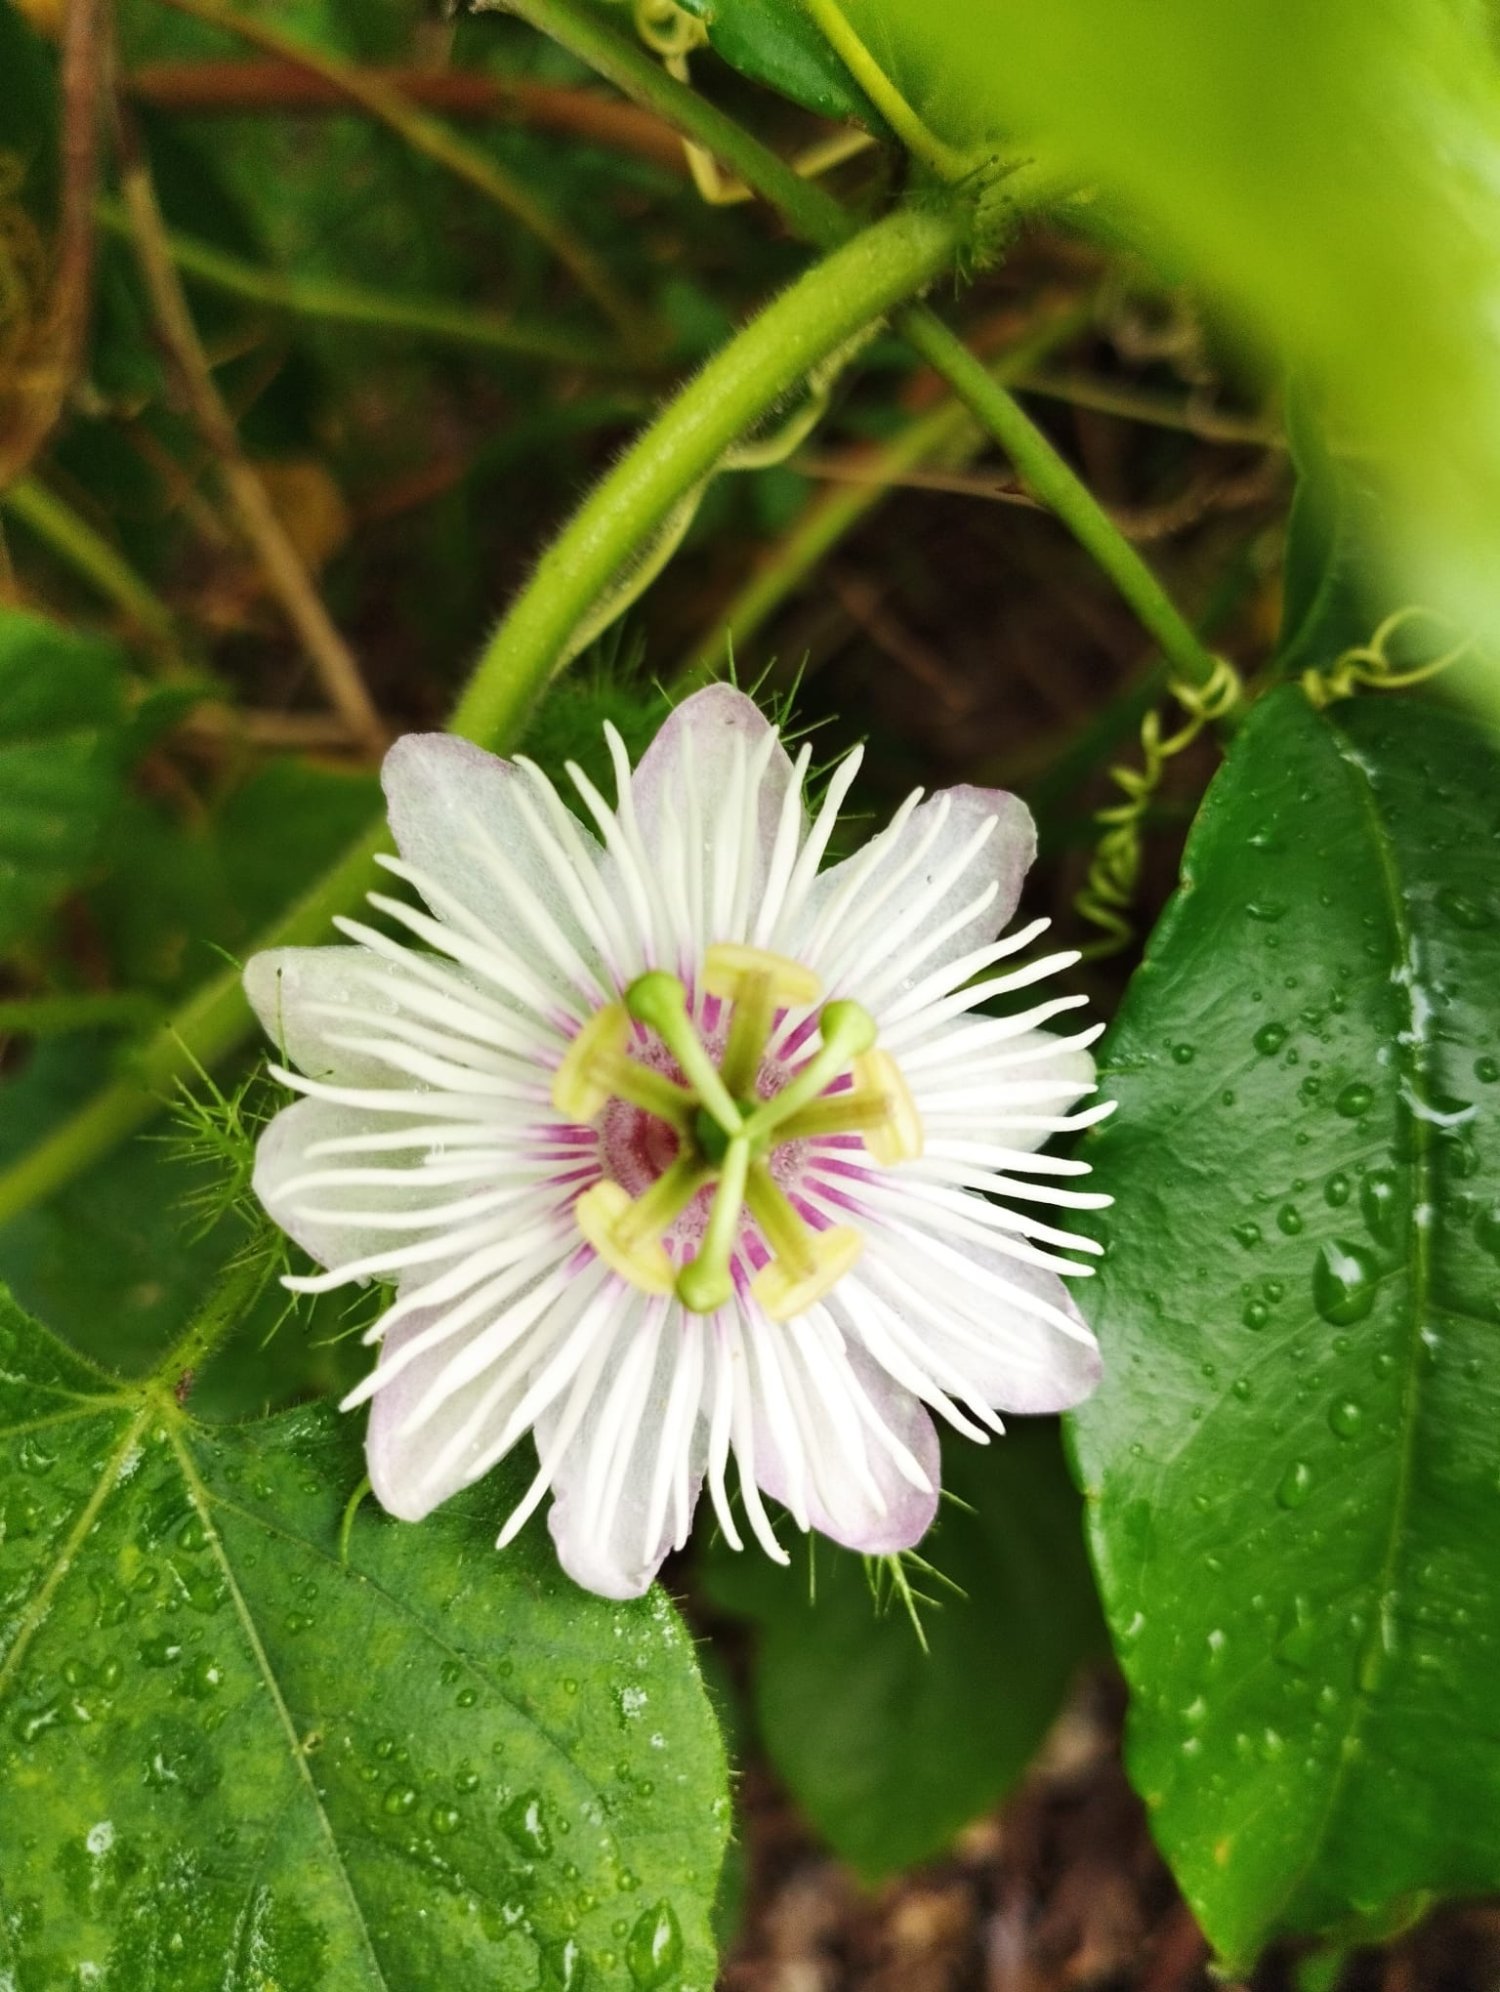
xmin=493 ymin=0 xmax=1226 ymax=701
xmin=449 ymin=200 xmax=963 ymax=745
xmin=675 ymin=299 xmax=1091 ymax=686
xmin=892 ymin=312 xmax=1226 ymax=695
xmin=1 ymin=476 xmax=186 ymax=664
xmin=93 ymin=202 xmax=643 ymax=374
xmin=0 ymin=200 xmax=965 ymax=1227
xmin=795 ymin=0 xmax=971 ymax=182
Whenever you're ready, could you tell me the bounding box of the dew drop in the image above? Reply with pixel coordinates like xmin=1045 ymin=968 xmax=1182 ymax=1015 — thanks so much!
xmin=1253 ymin=1022 xmax=1288 ymax=1056
xmin=1325 ymin=1172 xmax=1351 ymax=1208
xmin=1435 ymin=886 xmax=1492 ymax=929
xmin=1171 ymin=1043 xmax=1196 ymax=1065
xmin=1336 ymin=1082 xmax=1374 ymax=1119
xmin=1247 ymin=901 xmax=1289 ymax=923
xmin=1242 ymin=1299 xmax=1270 ymax=1331
xmin=1476 ymin=1056 xmax=1500 ymax=1085
xmin=1313 ymin=1240 xmax=1379 ymax=1325
xmin=1277 ymin=1203 xmax=1304 ymax=1236
xmin=1276 ymin=1461 xmax=1314 ymax=1509
xmin=626 ymin=1901 xmax=682 ymax=1989
xmin=383 ymin=1786 xmax=418 ymax=1817
xmin=1232 ymin=1221 xmax=1263 ymax=1250
xmin=1327 ymin=1398 xmax=1363 ymax=1440
xmin=1359 ymin=1168 xmax=1400 ymax=1248
xmin=502 ymin=1790 xmax=552 ymax=1860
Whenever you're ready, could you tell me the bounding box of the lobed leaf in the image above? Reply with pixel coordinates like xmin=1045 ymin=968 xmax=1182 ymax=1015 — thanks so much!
xmin=1069 ymin=688 xmax=1500 ymax=1966
xmin=0 ymin=1286 xmax=729 ymax=1988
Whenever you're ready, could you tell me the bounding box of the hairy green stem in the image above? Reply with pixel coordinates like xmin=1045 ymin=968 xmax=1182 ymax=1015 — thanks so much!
xmin=0 ymin=201 xmax=963 ymax=1227
xmin=151 ymin=1235 xmax=280 ymax=1394
xmin=677 ymin=300 xmax=1091 ymax=685
xmin=93 ymin=200 xmax=642 ymax=372
xmin=450 ymin=200 xmax=963 ymax=745
xmin=492 ymin=0 xmax=1222 ymax=695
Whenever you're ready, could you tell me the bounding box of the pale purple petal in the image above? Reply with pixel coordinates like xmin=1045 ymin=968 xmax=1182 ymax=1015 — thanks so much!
xmin=253 ymin=1095 xmax=460 ymax=1271
xmin=848 ymin=1224 xmax=1102 ymax=1417
xmin=382 ymin=733 xmax=606 ymax=998
xmin=542 ymin=1310 xmax=708 ymax=1599
xmin=628 ymin=685 xmax=801 ymax=946
xmin=748 ymin=1323 xmax=941 ymax=1555
xmin=793 ymin=784 xmax=1036 ymax=1008
xmin=245 ymin=945 xmax=409 ymax=1084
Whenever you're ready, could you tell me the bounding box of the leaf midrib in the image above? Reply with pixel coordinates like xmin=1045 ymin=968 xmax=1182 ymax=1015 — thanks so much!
xmin=165 ymin=1420 xmax=396 ymax=1992
xmin=1259 ymin=711 xmax=1435 ymax=1933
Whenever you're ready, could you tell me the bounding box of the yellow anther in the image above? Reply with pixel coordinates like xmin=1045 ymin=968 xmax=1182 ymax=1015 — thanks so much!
xmin=707 ymin=945 xmax=822 ymax=1097
xmin=854 ymin=1050 xmax=924 ymax=1165
xmin=575 ymin=1182 xmax=676 ymax=1294
xmin=752 ymin=1226 xmax=864 ymax=1322
xmin=552 ymin=1003 xmax=629 ymax=1122
xmin=702 ymin=944 xmax=823 ymax=1008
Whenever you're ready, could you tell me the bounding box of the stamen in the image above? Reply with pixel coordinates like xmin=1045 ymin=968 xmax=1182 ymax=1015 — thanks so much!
xmin=853 ymin=1048 xmax=924 ymax=1163
xmin=676 ymin=1136 xmax=750 ymax=1315
xmin=552 ymin=1003 xmax=629 ymax=1121
xmin=752 ymin=1225 xmax=864 ymax=1322
xmin=741 ymin=999 xmax=878 ymax=1144
xmin=576 ymin=1154 xmax=714 ymax=1295
xmin=625 ymin=971 xmax=742 ymax=1137
xmin=705 ymin=943 xmax=823 ymax=1097
xmin=776 ymin=1087 xmax=900 ymax=1142
xmin=744 ymin=1164 xmax=818 ymax=1278
xmin=590 ymin=1054 xmax=695 ymax=1130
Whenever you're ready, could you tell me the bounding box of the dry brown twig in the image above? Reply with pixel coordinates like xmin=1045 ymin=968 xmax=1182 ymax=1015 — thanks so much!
xmin=110 ymin=93 xmax=385 ymax=754
xmin=0 ymin=0 xmax=105 ymax=492
xmin=126 ymin=59 xmax=690 ymax=175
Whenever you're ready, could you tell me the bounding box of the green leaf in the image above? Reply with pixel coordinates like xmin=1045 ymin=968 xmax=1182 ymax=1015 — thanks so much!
xmin=703 ymin=1428 xmax=1101 ymax=1878
xmin=0 ymin=1281 xmax=729 ymax=1988
xmin=1068 ymin=688 xmax=1500 ymax=1967
xmin=0 ymin=610 xmax=128 ymax=958
xmin=674 ymin=0 xmax=879 ymax=125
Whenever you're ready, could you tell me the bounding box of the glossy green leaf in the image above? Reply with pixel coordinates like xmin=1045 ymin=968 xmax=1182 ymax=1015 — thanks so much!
xmin=0 ymin=611 xmax=128 ymax=957
xmin=1069 ymin=688 xmax=1500 ymax=1967
xmin=689 ymin=0 xmax=1500 ymax=675
xmin=0 ymin=1282 xmax=729 ymax=1988
xmin=674 ymin=0 xmax=877 ymax=125
xmin=704 ymin=1428 xmax=1101 ymax=1878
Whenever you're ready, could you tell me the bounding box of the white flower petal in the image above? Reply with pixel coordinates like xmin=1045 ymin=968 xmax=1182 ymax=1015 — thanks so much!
xmin=628 ymin=686 xmax=800 ymax=948
xmin=365 ymin=1304 xmax=501 ymax=1522
xmin=365 ymin=1251 xmax=592 ymax=1520
xmin=253 ymin=1095 xmax=459 ymax=1269
xmin=746 ymin=1311 xmax=941 ymax=1555
xmin=541 ymin=1305 xmax=708 ymax=1599
xmin=245 ymin=946 xmax=415 ymax=1084
xmin=794 ymin=784 xmax=1036 ymax=1009
xmin=382 ymin=733 xmax=607 ymax=1000
xmin=853 ymin=1223 xmax=1103 ymax=1416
